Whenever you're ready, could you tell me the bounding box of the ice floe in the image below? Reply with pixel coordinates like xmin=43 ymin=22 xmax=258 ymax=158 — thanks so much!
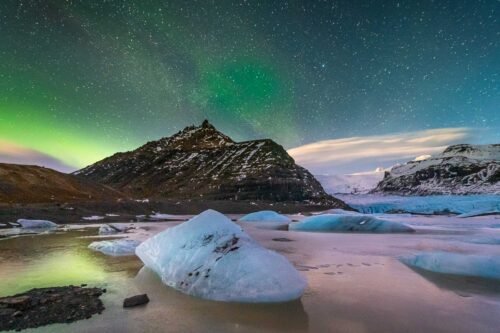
xmin=401 ymin=252 xmax=500 ymax=280
xmin=16 ymin=219 xmax=57 ymax=229
xmin=135 ymin=209 xmax=306 ymax=303
xmin=82 ymin=216 xmax=105 ymax=221
xmin=289 ymin=214 xmax=414 ymax=233
xmin=88 ymin=239 xmax=141 ymax=256
xmin=98 ymin=224 xmax=125 ymax=235
xmin=239 ymin=210 xmax=291 ymax=223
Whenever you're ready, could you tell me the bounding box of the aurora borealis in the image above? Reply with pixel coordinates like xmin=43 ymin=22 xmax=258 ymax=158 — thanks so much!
xmin=0 ymin=0 xmax=499 ymax=172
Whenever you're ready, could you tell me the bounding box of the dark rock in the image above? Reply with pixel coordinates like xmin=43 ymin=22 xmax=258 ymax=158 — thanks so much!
xmin=0 ymin=286 xmax=105 ymax=332
xmin=74 ymin=121 xmax=348 ymax=208
xmin=123 ymin=294 xmax=149 ymax=308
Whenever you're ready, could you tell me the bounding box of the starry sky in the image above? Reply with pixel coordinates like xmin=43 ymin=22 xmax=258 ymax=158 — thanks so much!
xmin=0 ymin=0 xmax=498 ymax=173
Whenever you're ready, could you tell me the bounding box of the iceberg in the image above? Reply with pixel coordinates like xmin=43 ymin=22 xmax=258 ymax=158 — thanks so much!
xmin=401 ymin=252 xmax=500 ymax=280
xmin=289 ymin=214 xmax=414 ymax=233
xmin=149 ymin=213 xmax=177 ymax=220
xmin=88 ymin=239 xmax=141 ymax=256
xmin=135 ymin=209 xmax=306 ymax=303
xmin=98 ymin=224 xmax=127 ymax=235
xmin=239 ymin=210 xmax=291 ymax=223
xmin=16 ymin=219 xmax=57 ymax=229
xmin=82 ymin=215 xmax=105 ymax=221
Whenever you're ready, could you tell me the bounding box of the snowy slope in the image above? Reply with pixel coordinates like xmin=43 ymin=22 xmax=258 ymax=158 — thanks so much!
xmin=374 ymin=144 xmax=499 ymax=195
xmin=316 ymin=168 xmax=385 ymax=194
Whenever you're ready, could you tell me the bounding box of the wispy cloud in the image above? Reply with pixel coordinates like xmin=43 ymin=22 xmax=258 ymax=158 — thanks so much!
xmin=288 ymin=128 xmax=473 ymax=175
xmin=0 ymin=139 xmax=75 ymax=173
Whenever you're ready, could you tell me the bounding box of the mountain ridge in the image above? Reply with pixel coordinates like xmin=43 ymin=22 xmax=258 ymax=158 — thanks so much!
xmin=75 ymin=121 xmax=347 ymax=208
xmin=373 ymin=144 xmax=500 ymax=195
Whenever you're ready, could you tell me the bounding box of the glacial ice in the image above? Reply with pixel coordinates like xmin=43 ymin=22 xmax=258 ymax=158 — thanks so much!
xmin=239 ymin=210 xmax=291 ymax=223
xmin=289 ymin=214 xmax=414 ymax=233
xmin=338 ymin=194 xmax=500 ymax=216
xmin=16 ymin=219 xmax=57 ymax=229
xmin=150 ymin=213 xmax=176 ymax=220
xmin=88 ymin=239 xmax=141 ymax=256
xmin=401 ymin=252 xmax=500 ymax=280
xmin=98 ymin=224 xmax=125 ymax=235
xmin=82 ymin=215 xmax=105 ymax=221
xmin=135 ymin=209 xmax=306 ymax=303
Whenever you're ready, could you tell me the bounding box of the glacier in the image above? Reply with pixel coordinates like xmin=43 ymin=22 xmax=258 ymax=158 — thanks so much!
xmin=338 ymin=194 xmax=500 ymax=216
xmin=16 ymin=219 xmax=57 ymax=229
xmin=239 ymin=210 xmax=291 ymax=223
xmin=401 ymin=252 xmax=500 ymax=280
xmin=88 ymin=239 xmax=141 ymax=256
xmin=289 ymin=214 xmax=414 ymax=233
xmin=135 ymin=209 xmax=306 ymax=303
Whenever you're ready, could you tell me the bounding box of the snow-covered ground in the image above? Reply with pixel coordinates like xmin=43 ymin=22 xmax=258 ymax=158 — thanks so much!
xmin=338 ymin=194 xmax=500 ymax=216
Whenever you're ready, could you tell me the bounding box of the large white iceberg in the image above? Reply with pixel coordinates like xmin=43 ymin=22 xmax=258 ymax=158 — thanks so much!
xmin=289 ymin=214 xmax=414 ymax=233
xmin=88 ymin=239 xmax=141 ymax=256
xmin=16 ymin=219 xmax=57 ymax=229
xmin=401 ymin=252 xmax=500 ymax=280
xmin=239 ymin=210 xmax=291 ymax=223
xmin=135 ymin=209 xmax=306 ymax=303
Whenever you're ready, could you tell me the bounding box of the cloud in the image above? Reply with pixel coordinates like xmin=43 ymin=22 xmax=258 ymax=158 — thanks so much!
xmin=0 ymin=139 xmax=76 ymax=173
xmin=288 ymin=128 xmax=473 ymax=175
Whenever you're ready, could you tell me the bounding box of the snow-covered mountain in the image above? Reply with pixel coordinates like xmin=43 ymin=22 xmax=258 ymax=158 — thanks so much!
xmin=316 ymin=168 xmax=386 ymax=194
xmin=75 ymin=120 xmax=347 ymax=207
xmin=373 ymin=144 xmax=500 ymax=195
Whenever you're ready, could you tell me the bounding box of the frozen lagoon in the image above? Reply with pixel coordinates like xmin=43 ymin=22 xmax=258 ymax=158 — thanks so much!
xmin=1 ymin=211 xmax=500 ymax=332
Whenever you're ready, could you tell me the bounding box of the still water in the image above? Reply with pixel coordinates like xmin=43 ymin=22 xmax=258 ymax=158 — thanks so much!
xmin=1 ymin=222 xmax=500 ymax=333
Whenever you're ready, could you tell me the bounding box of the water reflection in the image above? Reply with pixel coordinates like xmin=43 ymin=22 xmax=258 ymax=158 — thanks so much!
xmin=0 ymin=230 xmax=142 ymax=297
xmin=407 ymin=266 xmax=500 ymax=297
xmin=134 ymin=267 xmax=310 ymax=332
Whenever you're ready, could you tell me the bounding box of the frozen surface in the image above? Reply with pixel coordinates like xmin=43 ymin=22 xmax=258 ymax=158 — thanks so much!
xmin=239 ymin=210 xmax=291 ymax=223
xmin=401 ymin=252 xmax=500 ymax=280
xmin=289 ymin=214 xmax=414 ymax=233
xmin=338 ymin=194 xmax=500 ymax=215
xmin=135 ymin=209 xmax=306 ymax=302
xmin=82 ymin=215 xmax=105 ymax=221
xmin=16 ymin=219 xmax=57 ymax=229
xmin=149 ymin=213 xmax=177 ymax=220
xmin=88 ymin=239 xmax=141 ymax=256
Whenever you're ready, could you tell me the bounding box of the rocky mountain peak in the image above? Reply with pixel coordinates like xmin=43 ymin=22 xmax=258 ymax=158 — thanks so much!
xmin=372 ymin=143 xmax=499 ymax=195
xmin=145 ymin=121 xmax=235 ymax=152
xmin=75 ymin=121 xmax=347 ymax=207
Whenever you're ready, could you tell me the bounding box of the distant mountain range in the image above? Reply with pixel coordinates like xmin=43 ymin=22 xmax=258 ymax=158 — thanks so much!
xmin=75 ymin=120 xmax=347 ymax=207
xmin=0 ymin=163 xmax=123 ymax=204
xmin=316 ymin=168 xmax=386 ymax=194
xmin=373 ymin=144 xmax=499 ymax=195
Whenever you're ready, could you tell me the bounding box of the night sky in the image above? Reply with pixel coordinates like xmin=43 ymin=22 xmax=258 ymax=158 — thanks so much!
xmin=0 ymin=0 xmax=498 ymax=172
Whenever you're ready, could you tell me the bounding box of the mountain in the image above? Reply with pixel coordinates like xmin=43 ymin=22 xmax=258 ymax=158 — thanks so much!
xmin=0 ymin=163 xmax=124 ymax=204
xmin=317 ymin=168 xmax=386 ymax=194
xmin=373 ymin=144 xmax=500 ymax=195
xmin=75 ymin=120 xmax=347 ymax=207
